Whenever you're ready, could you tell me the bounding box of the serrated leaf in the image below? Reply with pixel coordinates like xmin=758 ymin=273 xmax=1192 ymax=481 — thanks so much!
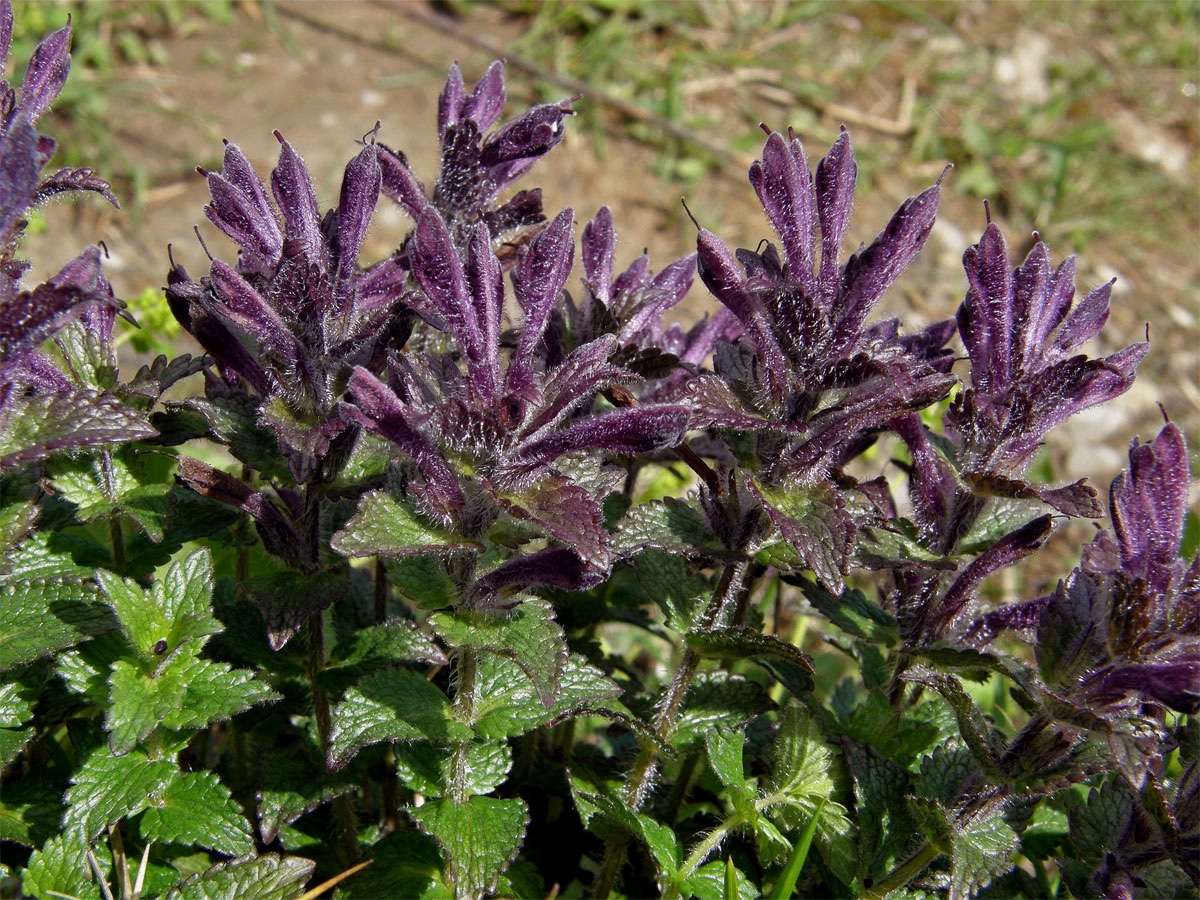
xmin=384 ymin=555 xmax=459 ymax=609
xmin=21 ymin=832 xmax=110 ymax=900
xmin=394 ymin=739 xmax=512 ymax=798
xmin=163 ymin=852 xmax=316 ymax=900
xmin=469 ymin=653 xmax=622 ymax=740
xmin=569 ymin=787 xmax=682 ymax=882
xmin=613 ymin=496 xmax=730 ymax=559
xmin=856 ymin=521 xmax=953 ymax=570
xmin=705 ymin=727 xmax=749 ymax=795
xmin=0 ymin=778 xmax=62 ymax=846
xmin=328 ymin=667 xmax=471 ymax=770
xmin=749 ymin=477 xmax=852 ymax=592
xmin=179 ymin=395 xmax=291 ymax=482
xmin=0 ymin=725 xmax=33 ymax=772
xmin=409 ymin=796 xmax=529 ymax=897
xmin=500 ymin=476 xmax=611 ymax=570
xmin=107 ymin=657 xmax=187 ymax=755
xmin=763 ymin=706 xmax=856 ymax=885
xmin=901 ymin=668 xmax=1003 ymax=777
xmin=0 ymin=677 xmax=35 ymax=727
xmin=0 ymin=390 xmax=155 ymax=466
xmin=916 ymin=743 xmax=976 ymax=807
xmin=672 ymin=673 xmax=775 ymax=751
xmin=329 ymin=618 xmax=447 ymax=670
xmin=49 ymin=448 xmax=174 ymax=541
xmin=337 ymin=830 xmax=446 ymax=899
xmin=686 ymin=859 xmax=760 ymax=900
xmin=256 ymin=740 xmax=357 ymax=843
xmin=332 ymin=489 xmax=474 ymax=558
xmin=162 ymin=654 xmax=281 ymax=732
xmin=246 ymin=566 xmax=346 ymax=651
xmin=141 ymin=771 xmax=255 ymax=856
xmin=1067 ymin=779 xmax=1135 ymax=862
xmin=947 ymin=804 xmax=1020 ymax=900
xmin=96 ymin=548 xmax=222 ymax=664
xmin=634 ymin=549 xmax=711 ymax=632
xmin=0 ymin=575 xmax=115 ymax=670
xmin=685 ymin=626 xmax=815 ymax=698
xmin=63 ymin=745 xmax=178 ymax=840
xmin=430 ymin=599 xmax=566 ymax=707
xmin=794 ymin=578 xmax=898 ymax=646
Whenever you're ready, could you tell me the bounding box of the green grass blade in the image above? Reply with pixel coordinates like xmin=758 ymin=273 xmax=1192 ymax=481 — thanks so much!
xmin=769 ymin=797 xmax=826 ymax=900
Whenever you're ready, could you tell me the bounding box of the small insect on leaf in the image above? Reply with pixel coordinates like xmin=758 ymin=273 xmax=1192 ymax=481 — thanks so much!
xmin=153 ymin=639 xmax=168 ymax=655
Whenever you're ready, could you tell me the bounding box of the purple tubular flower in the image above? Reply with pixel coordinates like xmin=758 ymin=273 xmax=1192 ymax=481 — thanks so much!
xmin=952 ymin=223 xmax=1147 ymax=473
xmin=1110 ymin=423 xmax=1189 ymax=590
xmin=270 ymin=131 xmax=327 ymax=269
xmin=507 ymin=208 xmax=576 ymax=397
xmin=512 ymin=404 xmax=689 ymax=472
xmin=814 ymin=128 xmax=856 ymax=310
xmin=203 ymin=142 xmax=283 ymax=273
xmin=334 ymin=143 xmax=381 ymax=284
xmin=582 ymin=205 xmax=617 ymax=306
xmin=13 ymin=22 xmax=70 ymax=124
xmin=346 ymin=366 xmax=465 ymax=521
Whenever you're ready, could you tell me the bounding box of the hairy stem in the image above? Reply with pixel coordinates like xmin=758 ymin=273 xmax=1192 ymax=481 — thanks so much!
xmin=448 ymin=646 xmax=480 ymax=803
xmin=98 ymin=450 xmax=127 ymax=569
xmin=593 ymin=561 xmax=746 ymax=898
xmin=374 ymin=557 xmax=389 ymax=624
xmin=308 ymin=612 xmax=360 ymax=864
xmin=861 ymin=842 xmax=940 ymax=900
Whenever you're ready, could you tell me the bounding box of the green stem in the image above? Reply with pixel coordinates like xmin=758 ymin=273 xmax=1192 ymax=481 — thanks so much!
xmin=593 ymin=561 xmax=746 ymax=899
xmin=308 ymin=612 xmax=359 ymax=864
xmin=374 ymin=556 xmax=389 ymax=624
xmin=669 ymin=810 xmax=748 ymax=895
xmin=661 ymin=750 xmax=701 ymax=826
xmin=1032 ymin=856 xmax=1055 ymax=898
xmin=448 ymin=647 xmax=480 ymax=803
xmin=861 ymin=842 xmax=940 ymax=900
xmin=99 ymin=450 xmax=126 ymax=569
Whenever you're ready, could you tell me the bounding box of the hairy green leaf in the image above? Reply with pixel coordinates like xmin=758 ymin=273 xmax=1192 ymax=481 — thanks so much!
xmin=328 ymin=667 xmax=471 ymax=770
xmin=468 ymin=653 xmax=622 ymax=740
xmin=332 ymin=490 xmax=474 ymax=558
xmin=431 ymin=599 xmax=566 ymax=706
xmin=257 ymin=740 xmax=357 ymax=843
xmin=794 ymin=578 xmax=898 ymax=646
xmin=163 ymin=852 xmax=316 ymax=900
xmin=49 ymin=448 xmax=174 ymax=541
xmin=613 ymin=496 xmax=730 ymax=560
xmin=63 ymin=745 xmax=177 ymax=840
xmin=409 ymin=796 xmax=529 ymax=897
xmin=394 ymin=739 xmax=512 ymax=798
xmin=763 ymin=706 xmax=856 ymax=885
xmin=96 ymin=548 xmax=221 ymax=665
xmin=141 ymin=771 xmax=255 ymax=856
xmin=0 ymin=390 xmax=154 ymax=467
xmin=0 ymin=575 xmax=115 ymax=670
xmin=673 ymin=673 xmax=775 ymax=751
xmin=686 ymin=626 xmax=815 ymax=698
xmin=22 ymin=833 xmax=111 ymax=900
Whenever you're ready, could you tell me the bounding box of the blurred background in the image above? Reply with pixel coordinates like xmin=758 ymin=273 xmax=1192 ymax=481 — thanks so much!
xmin=12 ymin=0 xmax=1199 ymax=490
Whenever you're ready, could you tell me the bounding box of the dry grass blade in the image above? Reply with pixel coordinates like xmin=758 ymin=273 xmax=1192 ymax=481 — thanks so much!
xmin=295 ymin=858 xmax=374 ymax=900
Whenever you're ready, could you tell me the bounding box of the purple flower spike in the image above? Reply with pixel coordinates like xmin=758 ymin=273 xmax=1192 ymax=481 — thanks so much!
xmin=749 ymin=130 xmax=816 ymax=297
xmin=952 ymin=224 xmax=1148 ymax=474
xmin=203 ymin=142 xmax=283 ymax=273
xmin=582 ymin=206 xmax=617 ymax=306
xmin=271 ymin=131 xmax=327 ymax=268
xmin=334 ymin=143 xmax=382 ymax=283
xmin=507 ymin=208 xmax=576 ymax=397
xmin=1110 ymin=423 xmax=1190 ymax=590
xmin=814 ymin=128 xmax=857 ymax=309
xmin=14 ymin=22 xmax=71 ymax=124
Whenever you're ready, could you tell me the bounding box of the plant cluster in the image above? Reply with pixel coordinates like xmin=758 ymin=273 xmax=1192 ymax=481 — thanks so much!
xmin=1 ymin=7 xmax=1196 ymax=900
